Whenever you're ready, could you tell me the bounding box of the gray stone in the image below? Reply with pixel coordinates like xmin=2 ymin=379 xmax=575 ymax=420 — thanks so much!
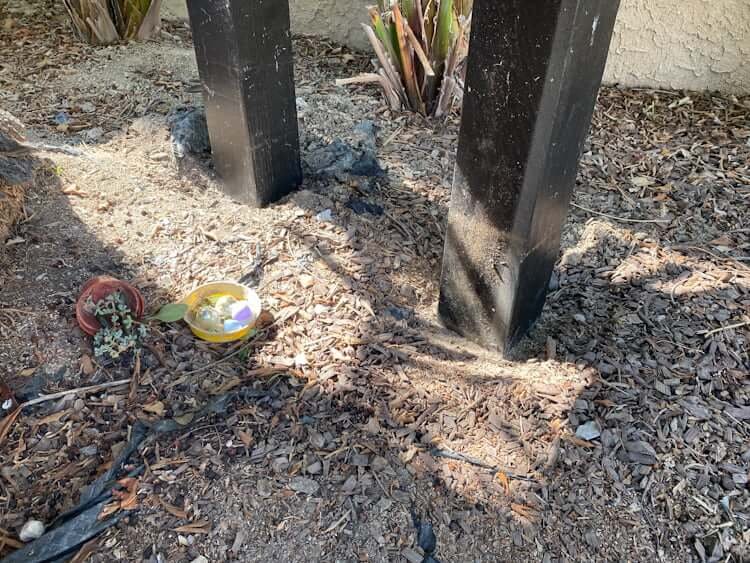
xmin=575 ymin=421 xmax=601 ymax=441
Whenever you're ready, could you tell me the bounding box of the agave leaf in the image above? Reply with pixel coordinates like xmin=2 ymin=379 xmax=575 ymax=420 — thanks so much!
xmin=369 ymin=7 xmax=401 ymax=73
xmin=361 ymin=23 xmax=409 ymax=105
xmin=455 ymin=0 xmax=472 ymax=17
xmin=136 ymin=0 xmax=162 ymax=39
xmin=423 ymin=0 xmax=436 ymax=50
xmin=110 ymin=0 xmax=126 ymax=36
xmin=357 ymin=0 xmax=472 ymax=117
xmin=392 ymin=4 xmax=424 ymax=114
xmin=63 ymin=0 xmax=158 ymax=44
xmin=432 ymin=0 xmax=455 ymax=66
xmin=414 ymin=0 xmax=428 ymax=53
xmin=404 ymin=22 xmax=435 ymax=78
xmin=400 ymin=0 xmax=419 ymax=34
xmin=377 ymin=68 xmax=404 ymax=110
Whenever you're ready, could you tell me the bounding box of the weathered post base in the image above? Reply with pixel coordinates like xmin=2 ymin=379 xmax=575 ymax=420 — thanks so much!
xmin=186 ymin=0 xmax=301 ymax=207
xmin=439 ymin=0 xmax=620 ymax=354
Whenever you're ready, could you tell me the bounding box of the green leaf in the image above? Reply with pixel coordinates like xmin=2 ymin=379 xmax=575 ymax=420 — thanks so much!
xmin=150 ymin=303 xmax=188 ymax=323
xmin=432 ymin=0 xmax=455 ymax=65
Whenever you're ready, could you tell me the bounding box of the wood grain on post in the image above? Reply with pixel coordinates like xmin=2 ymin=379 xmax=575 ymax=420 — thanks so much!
xmin=186 ymin=0 xmax=302 ymax=207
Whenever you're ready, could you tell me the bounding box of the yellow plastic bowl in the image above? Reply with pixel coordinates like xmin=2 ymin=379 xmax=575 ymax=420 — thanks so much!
xmin=182 ymin=281 xmax=262 ymax=343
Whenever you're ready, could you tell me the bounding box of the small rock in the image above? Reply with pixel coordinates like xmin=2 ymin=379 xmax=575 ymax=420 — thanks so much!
xmin=315 ymin=209 xmax=333 ymax=222
xmin=402 ymin=547 xmax=424 ymax=563
xmin=289 ymin=477 xmax=319 ymax=495
xmin=80 ymin=445 xmax=98 ymax=456
xmin=299 ymin=274 xmax=315 ymax=289
xmin=296 ymin=97 xmax=309 ymax=116
xmin=79 ymin=102 xmax=95 ymax=113
xmin=305 ymin=461 xmax=322 ymax=475
xmin=168 ymin=106 xmax=211 ymax=159
xmin=575 ymin=421 xmax=601 ymax=441
xmin=82 ymin=127 xmax=104 ymax=141
xmin=189 ymin=557 xmax=208 ymax=563
xmin=53 ymin=112 xmax=70 ymax=125
xmin=19 ymin=519 xmax=45 ymax=542
xmin=573 ymin=313 xmax=586 ymax=323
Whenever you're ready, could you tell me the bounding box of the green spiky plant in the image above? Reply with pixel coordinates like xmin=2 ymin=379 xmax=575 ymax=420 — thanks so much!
xmin=62 ymin=0 xmax=162 ymax=45
xmin=340 ymin=0 xmax=472 ymax=117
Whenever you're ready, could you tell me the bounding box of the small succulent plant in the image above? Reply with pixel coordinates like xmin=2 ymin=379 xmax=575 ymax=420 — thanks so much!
xmin=87 ymin=291 xmax=148 ymax=364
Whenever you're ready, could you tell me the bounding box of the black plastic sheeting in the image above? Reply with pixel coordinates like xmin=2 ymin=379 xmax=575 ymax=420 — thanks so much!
xmin=412 ymin=512 xmax=440 ymax=563
xmin=305 ymin=121 xmax=385 ymax=180
xmin=1 ymin=393 xmax=234 ymax=563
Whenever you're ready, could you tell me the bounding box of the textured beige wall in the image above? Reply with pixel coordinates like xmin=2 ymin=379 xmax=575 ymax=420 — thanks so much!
xmin=606 ymin=0 xmax=750 ymax=93
xmin=162 ymin=0 xmax=750 ymax=93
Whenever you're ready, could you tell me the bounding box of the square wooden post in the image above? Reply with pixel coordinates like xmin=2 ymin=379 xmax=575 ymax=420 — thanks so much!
xmin=438 ymin=0 xmax=620 ymax=353
xmin=186 ymin=0 xmax=302 ymax=207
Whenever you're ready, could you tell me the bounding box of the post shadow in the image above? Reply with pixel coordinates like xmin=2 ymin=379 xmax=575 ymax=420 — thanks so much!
xmin=439 ymin=0 xmax=620 ymax=355
xmin=185 ymin=0 xmax=620 ymax=355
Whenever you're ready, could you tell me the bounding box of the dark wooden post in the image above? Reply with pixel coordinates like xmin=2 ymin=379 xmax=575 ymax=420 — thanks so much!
xmin=439 ymin=0 xmax=620 ymax=353
xmin=186 ymin=0 xmax=302 ymax=207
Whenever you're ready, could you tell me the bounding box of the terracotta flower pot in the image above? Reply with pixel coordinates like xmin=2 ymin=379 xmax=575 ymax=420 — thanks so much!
xmin=76 ymin=276 xmax=145 ymax=336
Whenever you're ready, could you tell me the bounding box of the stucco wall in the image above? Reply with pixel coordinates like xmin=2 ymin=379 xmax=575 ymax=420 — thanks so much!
xmin=606 ymin=0 xmax=749 ymax=93
xmin=162 ymin=0 xmax=750 ymax=93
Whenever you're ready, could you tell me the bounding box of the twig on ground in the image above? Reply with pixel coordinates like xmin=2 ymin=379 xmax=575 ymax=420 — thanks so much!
xmin=430 ymin=446 xmax=535 ymax=481
xmin=571 ymin=202 xmax=671 ymax=224
xmin=20 ymin=379 xmax=131 ymax=409
xmin=701 ymin=320 xmax=750 ymax=338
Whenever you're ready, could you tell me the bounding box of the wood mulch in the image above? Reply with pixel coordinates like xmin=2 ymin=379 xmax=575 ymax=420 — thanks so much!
xmin=0 ymin=1 xmax=749 ymax=562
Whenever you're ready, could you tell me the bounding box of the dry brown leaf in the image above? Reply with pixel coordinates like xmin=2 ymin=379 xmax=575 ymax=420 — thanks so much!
xmin=111 ymin=477 xmax=139 ymax=511
xmin=62 ymin=186 xmax=88 ymax=197
xmin=80 ymin=354 xmax=96 ymax=375
xmin=237 ymin=429 xmax=254 ymax=447
xmin=35 ymin=408 xmax=71 ymax=426
xmin=0 ymin=532 xmax=24 ymax=549
xmin=70 ymin=538 xmax=99 ymax=563
xmin=211 ymin=377 xmax=241 ymax=395
xmin=98 ymin=501 xmax=121 ymax=520
xmin=496 ymin=471 xmax=510 ymax=495
xmin=0 ymin=406 xmax=21 ymax=448
xmin=563 ymin=434 xmax=595 ymax=448
xmin=143 ymin=401 xmax=165 ymax=416
xmin=158 ymin=496 xmax=188 ymax=519
xmin=511 ymin=503 xmax=537 ymax=521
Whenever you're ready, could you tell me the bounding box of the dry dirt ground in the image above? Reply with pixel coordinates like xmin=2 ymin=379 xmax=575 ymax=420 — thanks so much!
xmin=1 ymin=1 xmax=750 ymax=562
